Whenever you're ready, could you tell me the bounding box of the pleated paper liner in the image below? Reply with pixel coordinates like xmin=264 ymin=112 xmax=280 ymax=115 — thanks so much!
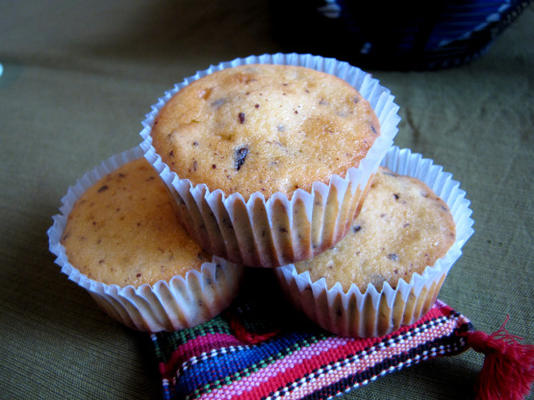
xmin=47 ymin=146 xmax=244 ymax=332
xmin=140 ymin=53 xmax=401 ymax=267
xmin=276 ymin=146 xmax=475 ymax=337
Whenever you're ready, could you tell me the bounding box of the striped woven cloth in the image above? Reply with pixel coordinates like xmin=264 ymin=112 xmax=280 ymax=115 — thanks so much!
xmin=151 ymin=273 xmax=472 ymax=400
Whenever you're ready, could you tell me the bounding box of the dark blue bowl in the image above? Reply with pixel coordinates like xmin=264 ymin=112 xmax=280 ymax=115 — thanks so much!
xmin=271 ymin=0 xmax=531 ymax=70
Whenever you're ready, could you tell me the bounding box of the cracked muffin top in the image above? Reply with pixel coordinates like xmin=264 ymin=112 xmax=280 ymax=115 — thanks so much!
xmin=61 ymin=158 xmax=210 ymax=286
xmin=150 ymin=64 xmax=380 ymax=199
xmin=294 ymin=167 xmax=456 ymax=291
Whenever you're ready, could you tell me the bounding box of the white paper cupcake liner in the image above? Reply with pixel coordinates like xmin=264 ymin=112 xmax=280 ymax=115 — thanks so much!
xmin=47 ymin=147 xmax=243 ymax=332
xmin=275 ymin=146 xmax=475 ymax=337
xmin=140 ymin=53 xmax=401 ymax=267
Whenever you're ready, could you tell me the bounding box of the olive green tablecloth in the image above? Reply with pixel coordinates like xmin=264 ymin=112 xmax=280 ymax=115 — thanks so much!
xmin=1 ymin=2 xmax=533 ymax=399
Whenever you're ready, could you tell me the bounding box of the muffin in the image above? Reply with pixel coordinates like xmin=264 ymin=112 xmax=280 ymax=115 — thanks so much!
xmin=276 ymin=147 xmax=474 ymax=337
xmin=48 ymin=147 xmax=243 ymax=332
xmin=141 ymin=53 xmax=401 ymax=267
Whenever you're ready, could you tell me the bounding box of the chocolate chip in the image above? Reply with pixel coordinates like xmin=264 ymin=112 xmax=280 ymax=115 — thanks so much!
xmin=136 ymin=273 xmax=142 ymax=278
xmin=97 ymin=185 xmax=108 ymax=193
xmin=212 ymin=164 xmax=217 ymax=169
xmin=192 ymin=141 xmax=199 ymax=146
xmin=238 ymin=112 xmax=245 ymax=124
xmin=393 ymin=193 xmax=400 ymax=200
xmin=370 ymin=125 xmax=377 ymax=135
xmin=388 ymin=253 xmax=399 ymax=261
xmin=234 ymin=145 xmax=249 ymax=170
xmin=168 ymin=150 xmax=174 ymax=157
xmin=352 ymin=225 xmax=361 ymax=233
xmin=193 ymin=160 xmax=198 ymax=171
xmin=254 ymin=104 xmax=260 ymax=108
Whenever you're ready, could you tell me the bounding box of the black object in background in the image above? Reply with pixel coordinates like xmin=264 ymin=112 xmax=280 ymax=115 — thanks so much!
xmin=271 ymin=0 xmax=532 ymax=70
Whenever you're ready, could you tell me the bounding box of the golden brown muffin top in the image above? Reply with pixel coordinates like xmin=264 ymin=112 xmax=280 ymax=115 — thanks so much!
xmin=61 ymin=158 xmax=210 ymax=286
xmin=294 ymin=167 xmax=456 ymax=291
xmin=151 ymin=64 xmax=380 ymax=199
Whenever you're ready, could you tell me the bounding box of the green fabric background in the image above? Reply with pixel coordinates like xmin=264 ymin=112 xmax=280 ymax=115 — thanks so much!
xmin=1 ymin=1 xmax=532 ymax=399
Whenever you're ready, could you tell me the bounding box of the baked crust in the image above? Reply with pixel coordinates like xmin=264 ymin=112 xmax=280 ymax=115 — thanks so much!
xmin=295 ymin=167 xmax=456 ymax=290
xmin=151 ymin=64 xmax=379 ymax=199
xmin=61 ymin=159 xmax=208 ymax=286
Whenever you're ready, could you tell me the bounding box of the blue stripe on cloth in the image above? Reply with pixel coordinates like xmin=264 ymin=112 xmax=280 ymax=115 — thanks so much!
xmin=174 ymin=331 xmax=320 ymax=398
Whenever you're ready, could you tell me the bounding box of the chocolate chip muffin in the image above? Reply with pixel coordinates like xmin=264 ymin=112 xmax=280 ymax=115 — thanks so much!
xmin=141 ymin=55 xmax=400 ymax=267
xmin=53 ymin=152 xmax=243 ymax=331
xmin=276 ymin=145 xmax=474 ymax=337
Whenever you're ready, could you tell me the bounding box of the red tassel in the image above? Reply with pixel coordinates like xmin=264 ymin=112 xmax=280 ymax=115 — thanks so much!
xmin=464 ymin=316 xmax=534 ymax=400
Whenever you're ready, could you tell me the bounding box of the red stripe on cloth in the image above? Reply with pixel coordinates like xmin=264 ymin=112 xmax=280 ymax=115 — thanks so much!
xmin=159 ymin=333 xmax=243 ymax=378
xmin=200 ymin=304 xmax=455 ymax=400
